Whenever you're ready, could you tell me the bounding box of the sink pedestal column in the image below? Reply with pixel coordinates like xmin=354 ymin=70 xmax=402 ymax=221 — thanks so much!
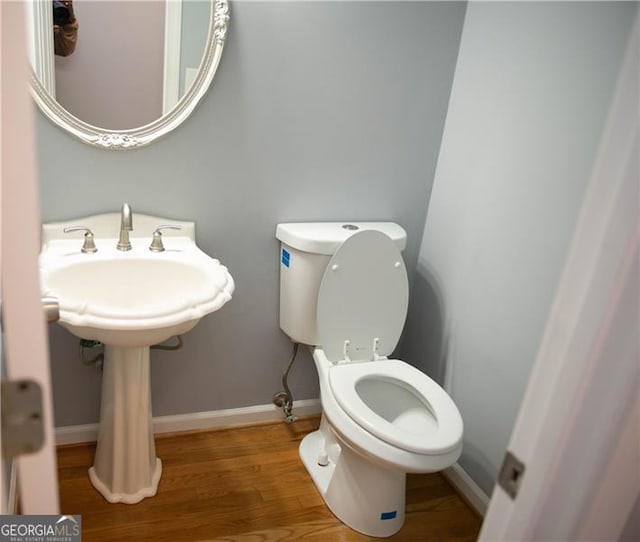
xmin=89 ymin=346 xmax=162 ymax=504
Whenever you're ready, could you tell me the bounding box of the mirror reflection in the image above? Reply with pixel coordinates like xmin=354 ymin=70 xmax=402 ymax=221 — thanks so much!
xmin=29 ymin=0 xmax=211 ymax=131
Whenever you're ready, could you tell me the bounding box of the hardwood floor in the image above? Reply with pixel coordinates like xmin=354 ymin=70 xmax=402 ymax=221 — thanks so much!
xmin=57 ymin=417 xmax=482 ymax=541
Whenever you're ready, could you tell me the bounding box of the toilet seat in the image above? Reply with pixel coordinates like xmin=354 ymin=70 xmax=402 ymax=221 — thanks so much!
xmin=316 ymin=230 xmax=408 ymax=362
xmin=315 ymin=230 xmax=462 ymax=457
xmin=329 ymin=359 xmax=463 ymax=455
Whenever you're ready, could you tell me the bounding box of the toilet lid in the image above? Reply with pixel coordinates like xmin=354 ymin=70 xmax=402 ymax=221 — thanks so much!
xmin=317 ymin=230 xmax=408 ymax=362
xmin=329 ymin=360 xmax=463 ymax=455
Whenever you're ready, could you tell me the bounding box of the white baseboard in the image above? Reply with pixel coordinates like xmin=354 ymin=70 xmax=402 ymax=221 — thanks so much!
xmin=443 ymin=463 xmax=490 ymax=517
xmin=55 ymin=398 xmax=322 ymax=446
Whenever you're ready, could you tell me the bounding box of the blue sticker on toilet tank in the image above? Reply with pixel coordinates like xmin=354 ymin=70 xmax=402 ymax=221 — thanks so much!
xmin=281 ymin=248 xmax=290 ymax=267
xmin=380 ymin=511 xmax=397 ymax=520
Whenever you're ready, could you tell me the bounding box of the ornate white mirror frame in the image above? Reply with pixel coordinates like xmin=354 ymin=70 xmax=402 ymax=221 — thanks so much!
xmin=29 ymin=0 xmax=229 ymax=150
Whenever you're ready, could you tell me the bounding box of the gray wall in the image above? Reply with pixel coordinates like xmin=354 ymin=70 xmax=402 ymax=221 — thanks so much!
xmin=402 ymin=1 xmax=637 ymax=496
xmin=38 ymin=1 xmax=466 ymax=427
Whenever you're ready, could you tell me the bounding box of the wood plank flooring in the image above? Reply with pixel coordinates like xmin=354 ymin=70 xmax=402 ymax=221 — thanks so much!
xmin=57 ymin=417 xmax=482 ymax=541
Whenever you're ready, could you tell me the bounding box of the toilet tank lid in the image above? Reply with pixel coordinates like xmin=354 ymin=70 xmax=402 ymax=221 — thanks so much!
xmin=276 ymin=222 xmax=407 ymax=255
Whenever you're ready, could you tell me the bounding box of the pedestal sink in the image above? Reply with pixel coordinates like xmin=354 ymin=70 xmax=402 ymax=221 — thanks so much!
xmin=40 ymin=211 xmax=234 ymax=504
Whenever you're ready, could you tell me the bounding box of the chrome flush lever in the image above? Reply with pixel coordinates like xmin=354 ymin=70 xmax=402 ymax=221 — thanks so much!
xmin=63 ymin=226 xmax=97 ymax=253
xmin=149 ymin=225 xmax=182 ymax=252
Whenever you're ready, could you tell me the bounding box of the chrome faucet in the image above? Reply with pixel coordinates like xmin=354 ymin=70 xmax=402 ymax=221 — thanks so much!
xmin=116 ymin=203 xmax=133 ymax=251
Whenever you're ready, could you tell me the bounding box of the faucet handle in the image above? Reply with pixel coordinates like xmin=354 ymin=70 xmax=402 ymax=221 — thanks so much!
xmin=63 ymin=226 xmax=98 ymax=253
xmin=149 ymin=225 xmax=182 ymax=252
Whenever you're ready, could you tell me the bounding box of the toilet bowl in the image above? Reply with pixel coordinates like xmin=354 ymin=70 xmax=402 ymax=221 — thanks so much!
xmin=328 ymin=357 xmax=463 ymax=459
xmin=300 ymin=349 xmax=463 ymax=537
xmin=276 ymin=223 xmax=463 ymax=537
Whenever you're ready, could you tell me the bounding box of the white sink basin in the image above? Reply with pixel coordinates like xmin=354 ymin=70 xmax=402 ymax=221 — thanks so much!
xmin=40 ymin=211 xmax=234 ymax=504
xmin=40 ymin=212 xmax=234 ymax=347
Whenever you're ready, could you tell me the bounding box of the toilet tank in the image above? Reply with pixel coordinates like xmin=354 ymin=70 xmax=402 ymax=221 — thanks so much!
xmin=276 ymin=222 xmax=407 ymax=345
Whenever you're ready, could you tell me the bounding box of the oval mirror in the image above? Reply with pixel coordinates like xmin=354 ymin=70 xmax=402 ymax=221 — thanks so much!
xmin=27 ymin=0 xmax=229 ymax=149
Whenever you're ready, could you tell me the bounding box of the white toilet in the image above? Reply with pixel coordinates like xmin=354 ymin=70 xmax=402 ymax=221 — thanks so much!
xmin=276 ymin=222 xmax=463 ymax=538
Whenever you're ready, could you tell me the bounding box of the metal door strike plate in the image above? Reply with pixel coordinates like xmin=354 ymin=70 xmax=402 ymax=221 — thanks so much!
xmin=498 ymin=450 xmax=526 ymax=499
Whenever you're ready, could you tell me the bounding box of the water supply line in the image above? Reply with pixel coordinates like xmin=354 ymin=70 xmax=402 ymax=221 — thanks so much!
xmin=273 ymin=342 xmax=300 ymax=423
xmin=78 ymin=339 xmax=104 ymax=369
xmin=151 ymin=335 xmax=183 ymax=351
xmin=78 ymin=335 xmax=184 ymax=369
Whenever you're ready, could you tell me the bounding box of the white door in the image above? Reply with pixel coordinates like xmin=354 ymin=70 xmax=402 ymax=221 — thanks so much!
xmin=480 ymin=15 xmax=639 ymax=541
xmin=0 ymin=0 xmax=60 ymax=515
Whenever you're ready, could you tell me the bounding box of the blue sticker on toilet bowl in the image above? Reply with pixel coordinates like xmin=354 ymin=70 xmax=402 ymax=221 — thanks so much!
xmin=380 ymin=511 xmax=397 ymax=520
